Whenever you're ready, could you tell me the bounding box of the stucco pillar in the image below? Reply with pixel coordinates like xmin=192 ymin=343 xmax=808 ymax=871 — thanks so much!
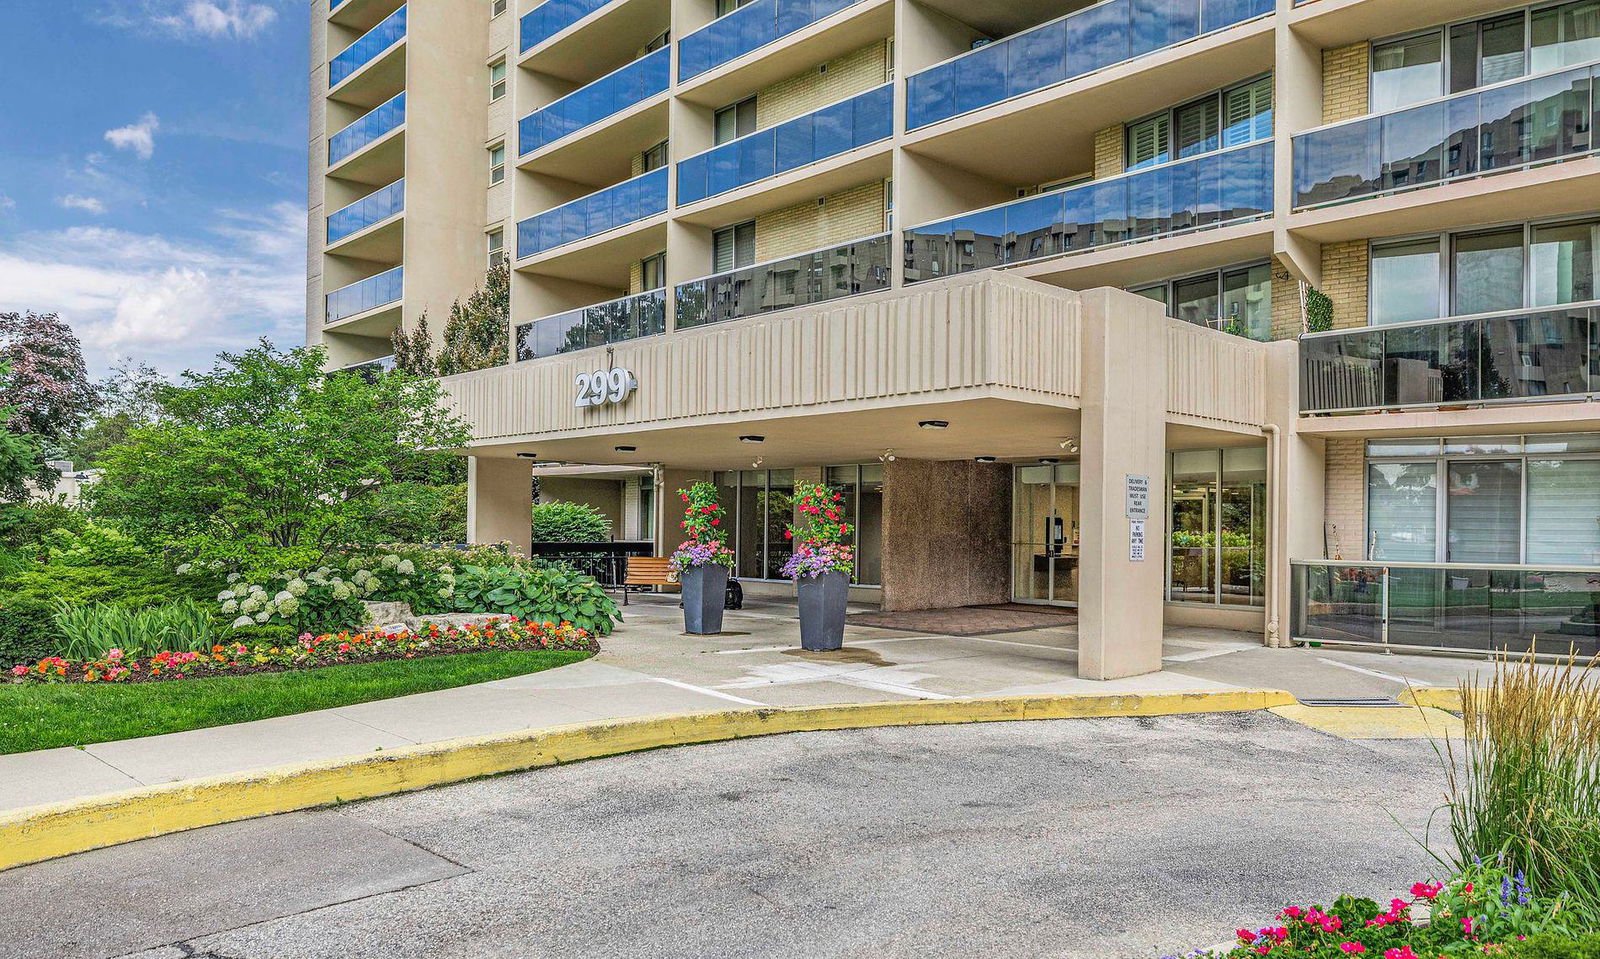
xmin=1264 ymin=343 xmax=1326 ymax=648
xmin=1077 ymin=289 xmax=1169 ymax=680
xmin=467 ymin=456 xmax=532 ymax=554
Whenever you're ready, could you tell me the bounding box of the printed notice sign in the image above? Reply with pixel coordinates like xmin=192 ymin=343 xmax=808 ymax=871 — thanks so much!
xmin=1125 ymin=474 xmax=1151 ymax=520
xmin=1129 ymin=521 xmax=1146 ymax=562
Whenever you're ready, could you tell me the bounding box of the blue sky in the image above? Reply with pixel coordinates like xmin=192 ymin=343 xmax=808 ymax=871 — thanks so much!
xmin=0 ymin=0 xmax=308 ymax=376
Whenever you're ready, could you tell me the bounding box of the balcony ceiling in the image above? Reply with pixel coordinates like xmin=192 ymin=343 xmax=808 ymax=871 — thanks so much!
xmin=912 ymin=0 xmax=1099 ymax=39
xmin=520 ymin=0 xmax=671 ymax=83
xmin=518 ymin=100 xmax=669 ymax=187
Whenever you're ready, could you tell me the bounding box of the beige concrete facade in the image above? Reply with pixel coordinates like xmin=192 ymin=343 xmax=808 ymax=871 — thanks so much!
xmin=309 ymin=0 xmax=1600 ymax=675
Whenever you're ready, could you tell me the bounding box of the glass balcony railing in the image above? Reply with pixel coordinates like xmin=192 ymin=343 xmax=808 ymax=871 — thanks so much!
xmin=330 ymin=0 xmax=350 ymax=10
xmin=520 ymin=0 xmax=613 ymax=53
xmin=518 ymin=47 xmax=670 ymax=157
xmin=516 ymin=167 xmax=668 ymax=258
xmin=906 ymin=0 xmax=1273 ymax=130
xmin=327 ymin=178 xmax=404 ymax=244
xmin=903 ymin=140 xmax=1272 ymax=283
xmin=515 ymin=289 xmax=667 ymax=360
xmin=1299 ymin=303 xmax=1600 ymax=414
xmin=326 ymin=267 xmax=403 ymax=324
xmin=1293 ymin=62 xmax=1599 ymax=209
xmin=1292 ymin=560 xmax=1600 ymax=656
xmin=329 ymin=92 xmax=405 ymax=165
xmin=338 ymin=355 xmax=398 ymax=382
xmin=675 ymin=233 xmax=891 ymax=329
xmin=677 ymin=84 xmax=892 ymax=205
xmin=678 ymin=0 xmax=867 ymax=83
xmin=330 ymin=4 xmax=406 ymax=87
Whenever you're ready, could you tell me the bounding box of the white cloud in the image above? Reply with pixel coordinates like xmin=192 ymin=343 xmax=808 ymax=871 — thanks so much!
xmin=57 ymin=195 xmax=109 ymax=215
xmin=0 ymin=194 xmax=14 ymax=214
xmin=156 ymin=0 xmax=277 ymax=39
xmin=0 ymin=202 xmax=306 ymax=375
xmin=105 ymin=113 xmax=160 ymax=160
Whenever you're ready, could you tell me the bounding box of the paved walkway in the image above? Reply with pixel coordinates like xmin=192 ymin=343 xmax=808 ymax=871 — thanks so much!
xmin=0 ymin=595 xmax=1494 ymax=814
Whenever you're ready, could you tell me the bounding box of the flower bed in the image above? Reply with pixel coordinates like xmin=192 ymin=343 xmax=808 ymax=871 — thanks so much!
xmin=6 ymin=617 xmax=598 ymax=684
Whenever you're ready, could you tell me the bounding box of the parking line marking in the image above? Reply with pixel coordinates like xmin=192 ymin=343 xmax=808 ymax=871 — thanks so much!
xmin=652 ymin=678 xmax=768 ymax=706
xmin=1316 ymin=658 xmax=1432 ymax=686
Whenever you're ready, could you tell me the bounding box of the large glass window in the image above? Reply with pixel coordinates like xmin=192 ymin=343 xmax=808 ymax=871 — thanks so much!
xmin=1126 ymin=76 xmax=1271 ymax=172
xmin=1168 ymin=447 xmax=1266 ymax=607
xmin=1452 ymin=229 xmax=1525 ymax=316
xmin=1531 ymin=0 xmax=1600 ymax=72
xmin=827 ymin=464 xmax=885 ymax=586
xmin=712 ymin=221 xmax=756 ymax=273
xmin=1531 ymin=219 xmax=1599 ymax=306
xmin=1367 ymin=461 xmax=1439 ymax=561
xmin=1371 ymin=239 xmax=1442 ymax=325
xmin=1446 ymin=460 xmax=1523 ymax=563
xmin=1372 ymin=33 xmax=1444 ymax=111
xmin=715 ymin=469 xmax=794 ymax=580
xmin=1526 ymin=458 xmax=1600 ymax=564
xmin=1129 ymin=261 xmax=1273 ymax=341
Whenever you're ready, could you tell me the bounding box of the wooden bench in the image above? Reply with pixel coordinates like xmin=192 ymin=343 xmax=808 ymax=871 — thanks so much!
xmin=620 ymin=556 xmax=676 ymax=605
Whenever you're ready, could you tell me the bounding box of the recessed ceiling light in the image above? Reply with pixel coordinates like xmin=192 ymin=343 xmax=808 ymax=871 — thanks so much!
xmin=739 ymin=435 xmax=765 ymax=443
xmin=974 ymin=456 xmax=997 ymax=463
xmin=1038 ymin=457 xmax=1059 ymax=465
xmin=918 ymin=420 xmax=950 ymax=430
xmin=516 ymin=452 xmax=538 ymax=459
xmin=614 ymin=445 xmax=637 ymax=453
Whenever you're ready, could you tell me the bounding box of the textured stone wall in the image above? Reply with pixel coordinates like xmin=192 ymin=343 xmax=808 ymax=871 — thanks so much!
xmin=1322 ymin=43 xmax=1370 ymax=123
xmin=1323 ymin=438 xmax=1366 ymax=560
xmin=880 ymin=459 xmax=1013 ymax=611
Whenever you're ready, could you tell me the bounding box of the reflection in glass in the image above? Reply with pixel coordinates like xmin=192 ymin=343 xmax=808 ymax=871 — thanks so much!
xmin=1453 ymin=229 xmax=1526 ymax=316
xmin=1446 ymin=460 xmax=1523 ymax=563
xmin=1371 ymin=239 xmax=1442 ymax=325
xmin=1367 ymin=461 xmax=1438 ymax=561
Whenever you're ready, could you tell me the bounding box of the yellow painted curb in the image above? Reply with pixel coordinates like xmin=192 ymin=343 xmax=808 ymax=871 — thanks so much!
xmin=0 ymin=688 xmax=1294 ymax=872
xmin=1397 ymin=687 xmax=1465 ymax=711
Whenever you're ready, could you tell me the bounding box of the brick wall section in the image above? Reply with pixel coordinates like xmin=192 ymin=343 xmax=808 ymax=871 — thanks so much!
xmin=628 ymin=259 xmax=643 ymax=295
xmin=1269 ymin=255 xmax=1302 ymax=340
xmin=1323 ymin=438 xmax=1366 ymax=560
xmin=1320 ymin=240 xmax=1369 ymax=329
xmin=1093 ymin=125 xmax=1125 ymax=178
xmin=1321 ymin=43 xmax=1370 ymax=123
xmin=756 ymin=42 xmax=889 ymax=128
xmin=754 ymin=180 xmax=887 ymax=261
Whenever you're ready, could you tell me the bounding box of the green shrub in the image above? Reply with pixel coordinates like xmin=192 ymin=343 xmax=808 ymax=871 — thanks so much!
xmin=223 ymin=622 xmax=301 ymax=647
xmin=52 ymin=600 xmax=214 ymax=660
xmin=452 ymin=564 xmax=618 ymax=635
xmin=40 ymin=522 xmax=150 ymax=567
xmin=432 ymin=484 xmax=467 ymax=542
xmin=0 ymin=596 xmax=63 ymax=668
xmin=1 ymin=563 xmax=187 ymax=609
xmin=532 ymin=501 xmax=612 ymax=543
xmin=1509 ymin=934 xmax=1600 ymax=958
xmin=0 ymin=500 xmax=88 ymax=552
xmin=345 ymin=482 xmax=465 ymax=545
xmin=1305 ymin=286 xmax=1334 ymax=334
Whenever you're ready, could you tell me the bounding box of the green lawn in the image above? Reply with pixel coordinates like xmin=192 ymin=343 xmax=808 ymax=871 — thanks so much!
xmin=0 ymin=649 xmax=593 ymax=754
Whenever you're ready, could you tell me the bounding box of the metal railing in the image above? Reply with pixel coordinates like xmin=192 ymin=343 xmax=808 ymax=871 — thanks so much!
xmin=903 ymin=140 xmax=1272 ymax=282
xmin=1299 ymin=302 xmax=1600 ymax=414
xmin=676 ymin=83 xmax=892 ymax=204
xmin=330 ymin=4 xmax=406 ymax=87
xmin=527 ymin=542 xmax=657 ymax=587
xmin=677 ymin=0 xmax=868 ymax=82
xmin=675 ymin=233 xmax=891 ymax=329
xmin=515 ymin=289 xmax=667 ymax=361
xmin=1292 ymin=60 xmax=1600 ymax=209
xmin=1292 ymin=559 xmax=1600 ymax=656
xmin=515 ymin=167 xmax=668 ymax=258
xmin=325 ymin=267 xmax=403 ymax=324
xmin=329 ymin=92 xmax=405 ymax=166
xmin=327 ymin=179 xmax=404 ymax=244
xmin=518 ymin=47 xmax=670 ymax=156
xmin=905 ymin=0 xmax=1273 ymax=129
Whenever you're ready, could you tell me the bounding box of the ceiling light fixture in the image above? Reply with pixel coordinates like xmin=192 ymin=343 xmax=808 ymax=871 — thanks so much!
xmin=918 ymin=420 xmax=950 ymax=430
xmin=739 ymin=435 xmax=765 ymax=443
xmin=974 ymin=456 xmax=997 ymax=463
xmin=878 ymin=448 xmax=897 ymax=463
xmin=516 ymin=452 xmax=538 ymax=459
xmin=1038 ymin=457 xmax=1059 ymax=465
xmin=614 ymin=445 xmax=637 ymax=453
xmin=1059 ymin=438 xmax=1080 ymax=454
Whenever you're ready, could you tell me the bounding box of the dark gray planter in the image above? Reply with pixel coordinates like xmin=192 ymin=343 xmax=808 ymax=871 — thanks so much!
xmin=797 ymin=570 xmax=848 ymax=651
xmin=681 ymin=564 xmax=728 ymax=635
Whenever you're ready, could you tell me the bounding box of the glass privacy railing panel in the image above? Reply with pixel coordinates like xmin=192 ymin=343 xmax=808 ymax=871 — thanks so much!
xmin=903 ymin=141 xmax=1271 ymax=282
xmin=1292 ymin=561 xmax=1600 ymax=656
xmin=330 ymin=4 xmax=406 ymax=87
xmin=326 ymin=267 xmax=403 ymax=324
xmin=1293 ymin=63 xmax=1598 ymax=208
xmin=677 ymin=84 xmax=892 ymax=204
xmin=518 ymin=48 xmax=669 ymax=157
xmin=521 ymin=0 xmax=612 ymax=52
xmin=906 ymin=0 xmax=1272 ymax=129
xmin=329 ymin=92 xmax=405 ymax=165
xmin=1299 ymin=305 xmax=1600 ymax=413
xmin=338 ymin=355 xmax=398 ymax=382
xmin=516 ymin=168 xmax=668 ymax=258
xmin=515 ymin=289 xmax=667 ymax=360
xmin=678 ymin=0 xmax=866 ymax=82
xmin=675 ymin=233 xmax=891 ymax=329
xmin=327 ymin=179 xmax=404 ymax=243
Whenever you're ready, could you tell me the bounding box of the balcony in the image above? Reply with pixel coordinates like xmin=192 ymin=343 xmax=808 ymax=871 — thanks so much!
xmin=677 ymin=0 xmax=868 ymax=83
xmin=1291 ymin=559 xmax=1600 ymax=656
xmin=515 ymin=289 xmax=666 ymax=360
xmin=1299 ymin=303 xmax=1600 ymax=414
xmin=518 ymin=48 xmax=669 ymax=157
xmin=330 ymin=4 xmax=406 ymax=88
xmin=1293 ymin=62 xmax=1599 ymax=210
xmin=327 ymin=179 xmax=404 ymax=244
xmin=326 ymin=266 xmax=403 ymax=325
xmin=338 ymin=355 xmax=398 ymax=382
xmin=520 ymin=0 xmax=614 ymax=52
xmin=516 ymin=167 xmax=668 ymax=259
xmin=329 ymin=92 xmax=405 ymax=166
xmin=675 ymin=233 xmax=891 ymax=329
xmin=905 ymin=0 xmax=1273 ymax=130
xmin=676 ymin=84 xmax=891 ymax=205
xmin=904 ymin=140 xmax=1272 ymax=282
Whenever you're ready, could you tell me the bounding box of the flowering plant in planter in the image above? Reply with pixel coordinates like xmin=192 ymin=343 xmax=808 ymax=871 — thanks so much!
xmin=669 ymin=482 xmax=735 ymax=572
xmin=780 ymin=482 xmax=855 ymax=579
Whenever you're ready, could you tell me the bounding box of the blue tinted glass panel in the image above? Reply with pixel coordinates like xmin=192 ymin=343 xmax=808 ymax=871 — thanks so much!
xmin=330 ymin=5 xmax=406 ymax=87
xmin=518 ymin=47 xmax=669 ymax=156
xmin=516 ymin=168 xmax=667 ymax=258
xmin=329 ymin=92 xmax=405 ymax=166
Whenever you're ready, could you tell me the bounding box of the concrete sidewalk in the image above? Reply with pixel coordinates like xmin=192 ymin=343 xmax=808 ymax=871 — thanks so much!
xmin=0 ymin=595 xmax=1492 ymax=814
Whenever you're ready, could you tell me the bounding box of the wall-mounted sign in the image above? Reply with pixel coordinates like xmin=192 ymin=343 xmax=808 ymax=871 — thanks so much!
xmin=1129 ymin=520 xmax=1146 ymax=563
xmin=575 ymin=367 xmax=638 ymax=409
xmin=1125 ymin=474 xmax=1151 ymax=520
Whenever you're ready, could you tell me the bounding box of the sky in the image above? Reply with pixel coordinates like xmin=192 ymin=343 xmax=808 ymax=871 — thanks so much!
xmin=0 ymin=0 xmax=309 ymax=377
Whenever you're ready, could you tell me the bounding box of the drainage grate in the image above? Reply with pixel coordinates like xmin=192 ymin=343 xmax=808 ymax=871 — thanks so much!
xmin=1297 ymin=696 xmax=1403 ymax=708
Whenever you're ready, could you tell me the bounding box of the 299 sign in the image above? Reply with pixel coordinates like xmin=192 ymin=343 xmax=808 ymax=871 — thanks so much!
xmin=574 ymin=367 xmax=638 ymax=408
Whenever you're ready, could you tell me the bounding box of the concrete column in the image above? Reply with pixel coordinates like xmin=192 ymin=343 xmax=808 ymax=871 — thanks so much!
xmin=467 ymin=456 xmax=533 ymax=554
xmin=1264 ymin=342 xmax=1327 ymax=648
xmin=1076 ymin=289 xmax=1169 ymax=680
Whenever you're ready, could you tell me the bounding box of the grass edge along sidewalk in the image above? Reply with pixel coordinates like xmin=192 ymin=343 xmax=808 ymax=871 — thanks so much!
xmin=0 ymin=688 xmax=1294 ymax=872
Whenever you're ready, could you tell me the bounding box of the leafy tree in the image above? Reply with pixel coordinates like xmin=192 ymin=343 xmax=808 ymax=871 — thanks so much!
xmin=0 ymin=311 xmax=98 ymax=441
xmin=532 ymin=501 xmax=612 ymax=543
xmin=0 ymin=361 xmax=42 ymax=504
xmin=88 ymin=341 xmax=470 ymax=560
xmin=345 ymin=481 xmax=467 ymax=544
xmin=437 ymin=264 xmax=509 ymax=376
xmin=62 ymin=361 xmax=170 ymax=468
xmin=390 ymin=312 xmax=437 ymax=377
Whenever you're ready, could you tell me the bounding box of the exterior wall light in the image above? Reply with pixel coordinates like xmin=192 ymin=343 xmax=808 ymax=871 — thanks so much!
xmin=974 ymin=456 xmax=997 ymax=463
xmin=614 ymin=445 xmax=637 ymax=453
xmin=516 ymin=452 xmax=538 ymax=458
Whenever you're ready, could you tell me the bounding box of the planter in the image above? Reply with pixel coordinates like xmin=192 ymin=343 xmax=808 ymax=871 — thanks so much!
xmin=680 ymin=564 xmax=728 ymax=635
xmin=796 ymin=569 xmax=848 ymax=651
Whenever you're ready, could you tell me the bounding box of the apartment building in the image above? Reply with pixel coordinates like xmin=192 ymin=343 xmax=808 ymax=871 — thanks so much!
xmin=306 ymin=0 xmax=1600 ymax=679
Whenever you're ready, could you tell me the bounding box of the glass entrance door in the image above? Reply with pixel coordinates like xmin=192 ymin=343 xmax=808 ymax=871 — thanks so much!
xmin=1012 ymin=464 xmax=1080 ymax=605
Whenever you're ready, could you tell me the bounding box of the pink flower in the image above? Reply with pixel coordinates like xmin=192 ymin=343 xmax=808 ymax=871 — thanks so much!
xmin=1411 ymin=882 xmax=1443 ymax=900
xmin=1463 ymin=883 xmax=1474 ymax=894
xmin=1236 ymin=930 xmax=1257 ymax=944
xmin=1340 ymin=943 xmax=1366 ymax=954
xmin=1462 ymin=916 xmax=1475 ymax=936
xmin=1384 ymin=948 xmax=1417 ymax=959
xmin=1322 ymin=917 xmax=1343 ymax=932
xmin=1281 ymin=907 xmax=1303 ymax=920
xmin=10 ymin=665 xmax=28 ymax=676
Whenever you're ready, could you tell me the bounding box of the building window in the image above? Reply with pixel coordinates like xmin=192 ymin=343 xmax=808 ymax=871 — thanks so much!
xmin=1451 ymin=228 xmax=1524 ymax=316
xmin=491 ymin=0 xmax=507 ymax=17
xmin=714 ymin=97 xmax=757 ymax=145
xmin=640 ymin=474 xmax=656 ymax=544
xmin=716 ymin=0 xmax=755 ymax=16
xmin=1168 ymin=447 xmax=1267 ymax=607
xmin=487 ymin=228 xmax=505 ymax=269
xmin=1129 ymin=262 xmax=1273 ymax=340
xmin=712 ymin=221 xmax=756 ymax=273
xmin=639 ymin=252 xmax=666 ymax=290
xmin=489 ymin=60 xmax=507 ymax=102
xmin=644 ymin=30 xmax=670 ymax=53
xmin=488 ymin=142 xmax=506 ymax=185
xmin=640 ymin=140 xmax=668 ymax=173
xmin=714 ymin=470 xmax=795 ymax=580
xmin=825 ymin=465 xmax=885 ymax=586
xmin=1125 ymin=75 xmax=1272 ymax=172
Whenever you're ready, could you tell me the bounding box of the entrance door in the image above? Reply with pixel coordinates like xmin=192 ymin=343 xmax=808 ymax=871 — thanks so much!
xmin=1012 ymin=464 xmax=1080 ymax=605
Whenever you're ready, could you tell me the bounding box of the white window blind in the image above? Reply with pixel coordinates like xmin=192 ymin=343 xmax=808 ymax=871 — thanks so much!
xmin=1223 ymin=77 xmax=1272 ymax=147
xmin=1526 ymin=459 xmax=1600 ymax=564
xmin=1126 ymin=115 xmax=1170 ymax=170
